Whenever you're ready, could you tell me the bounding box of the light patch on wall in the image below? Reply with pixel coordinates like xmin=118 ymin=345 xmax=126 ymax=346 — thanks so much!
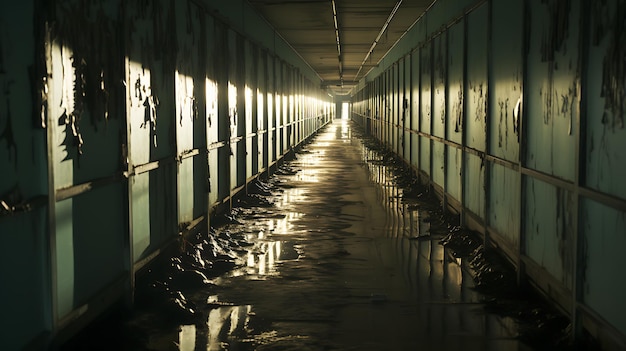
xmin=283 ymin=94 xmax=288 ymax=124
xmin=257 ymin=89 xmax=264 ymax=129
xmin=175 ymin=70 xmax=195 ymax=151
xmin=267 ymin=92 xmax=274 ymax=126
xmin=55 ymin=44 xmax=85 ymax=166
xmin=245 ymin=86 xmax=253 ymax=127
xmin=206 ymin=78 xmax=218 ymax=136
xmin=229 ymin=81 xmax=237 ymax=131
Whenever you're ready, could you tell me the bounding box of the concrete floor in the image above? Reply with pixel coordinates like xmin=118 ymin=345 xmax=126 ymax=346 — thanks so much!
xmin=64 ymin=119 xmax=538 ymax=350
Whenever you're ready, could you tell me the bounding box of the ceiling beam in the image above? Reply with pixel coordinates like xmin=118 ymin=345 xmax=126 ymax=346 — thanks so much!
xmin=353 ymin=0 xmax=402 ymax=82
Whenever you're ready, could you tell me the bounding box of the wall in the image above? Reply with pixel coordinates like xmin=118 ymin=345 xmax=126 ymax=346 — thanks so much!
xmin=0 ymin=0 xmax=333 ymax=349
xmin=351 ymin=0 xmax=626 ymax=349
xmin=0 ymin=1 xmax=50 ymax=348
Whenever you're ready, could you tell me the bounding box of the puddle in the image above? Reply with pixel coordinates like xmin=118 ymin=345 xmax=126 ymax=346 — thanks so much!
xmin=62 ymin=119 xmax=577 ymax=351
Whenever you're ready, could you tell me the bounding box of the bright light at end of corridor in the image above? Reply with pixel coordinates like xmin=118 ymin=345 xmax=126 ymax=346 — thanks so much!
xmin=341 ymin=102 xmax=349 ymax=120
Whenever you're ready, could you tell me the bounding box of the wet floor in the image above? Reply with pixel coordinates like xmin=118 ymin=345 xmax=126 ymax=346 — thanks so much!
xmin=64 ymin=119 xmax=545 ymax=350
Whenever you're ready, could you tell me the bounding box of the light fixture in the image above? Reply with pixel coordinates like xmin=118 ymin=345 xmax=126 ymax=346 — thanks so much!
xmin=331 ymin=0 xmax=343 ymax=86
xmin=354 ymin=0 xmax=403 ymax=81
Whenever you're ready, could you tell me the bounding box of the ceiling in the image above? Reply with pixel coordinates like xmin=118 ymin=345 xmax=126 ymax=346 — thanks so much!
xmin=247 ymin=0 xmax=433 ymax=95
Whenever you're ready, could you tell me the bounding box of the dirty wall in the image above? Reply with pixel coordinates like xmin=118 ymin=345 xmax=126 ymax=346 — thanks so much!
xmin=351 ymin=0 xmax=626 ymax=349
xmin=0 ymin=0 xmax=333 ymax=349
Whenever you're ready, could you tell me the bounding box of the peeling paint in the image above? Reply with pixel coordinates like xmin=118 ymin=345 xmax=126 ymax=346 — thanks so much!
xmin=53 ymin=2 xmax=122 ymax=131
xmin=539 ymin=77 xmax=577 ymax=134
xmin=434 ymin=37 xmax=446 ymax=126
xmin=421 ymin=45 xmax=431 ymax=127
xmin=513 ymin=96 xmax=521 ymax=140
xmin=58 ymin=109 xmax=84 ymax=163
xmin=469 ymin=81 xmax=487 ymax=124
xmin=453 ymin=83 xmax=463 ymax=133
xmin=596 ymin=0 xmax=626 ymax=130
xmin=537 ymin=0 xmax=578 ymax=135
xmin=497 ymin=97 xmax=509 ymax=148
xmin=142 ymin=91 xmax=159 ymax=148
xmin=540 ymin=0 xmax=571 ymax=62
xmin=591 ymin=0 xmax=610 ymax=45
xmin=32 ymin=15 xmax=50 ymax=130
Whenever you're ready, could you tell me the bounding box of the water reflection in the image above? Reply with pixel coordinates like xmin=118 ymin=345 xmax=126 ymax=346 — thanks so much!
xmin=176 ymin=306 xmax=254 ymax=351
xmin=178 ymin=325 xmax=196 ymax=351
xmin=344 ymin=126 xmax=527 ymax=349
xmin=340 ymin=118 xmax=351 ymax=141
xmin=206 ymin=305 xmax=252 ymax=350
xmin=358 ymin=138 xmax=474 ymax=304
xmin=162 ymin=120 xmax=530 ymax=350
xmin=245 ymin=237 xmax=300 ymax=277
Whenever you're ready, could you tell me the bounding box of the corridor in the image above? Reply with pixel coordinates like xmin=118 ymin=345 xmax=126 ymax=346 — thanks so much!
xmin=2 ymin=0 xmax=625 ymax=349
xmin=62 ymin=119 xmax=550 ymax=350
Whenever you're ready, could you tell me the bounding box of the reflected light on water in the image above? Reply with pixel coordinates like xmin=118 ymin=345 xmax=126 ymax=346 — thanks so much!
xmin=293 ymin=149 xmax=326 ymax=182
xmin=341 ymin=117 xmax=350 ymax=140
xmin=358 ymin=132 xmax=470 ymax=297
xmin=229 ymin=307 xmax=240 ymax=335
xmin=247 ymin=251 xmax=255 ymax=268
xmin=296 ymin=169 xmax=319 ymax=183
xmin=178 ymin=325 xmax=196 ymax=351
xmin=206 ymin=305 xmax=252 ymax=351
xmin=276 ymin=188 xmax=307 ymax=207
xmin=258 ymin=252 xmax=267 ymax=275
xmin=246 ymin=240 xmax=299 ymax=277
xmin=246 ymin=219 xmax=302 ymax=276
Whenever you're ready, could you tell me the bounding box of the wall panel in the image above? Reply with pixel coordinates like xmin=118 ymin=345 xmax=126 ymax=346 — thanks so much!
xmin=447 ymin=22 xmax=464 ymax=145
xmin=584 ymin=0 xmax=626 ymax=200
xmin=420 ymin=45 xmax=432 ymax=177
xmin=432 ymin=34 xmax=447 ymax=188
xmin=464 ymin=154 xmax=485 ymax=218
xmin=489 ymin=0 xmax=522 ymax=162
xmin=582 ymin=198 xmax=626 ymax=336
xmin=524 ymin=177 xmax=574 ymax=289
xmin=525 ymin=0 xmax=579 ymax=181
xmin=410 ymin=52 xmax=420 ymax=170
xmin=0 ymin=209 xmax=48 ymax=348
xmin=446 ymin=147 xmax=462 ymax=201
xmin=257 ymin=50 xmax=267 ymax=173
xmin=465 ymin=4 xmax=488 ymax=151
xmin=403 ymin=56 xmax=411 ymax=162
xmin=488 ymin=164 xmax=520 ymax=248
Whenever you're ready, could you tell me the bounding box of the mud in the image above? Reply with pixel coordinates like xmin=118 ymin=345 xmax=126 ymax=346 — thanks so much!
xmin=62 ymin=119 xmax=594 ymax=351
